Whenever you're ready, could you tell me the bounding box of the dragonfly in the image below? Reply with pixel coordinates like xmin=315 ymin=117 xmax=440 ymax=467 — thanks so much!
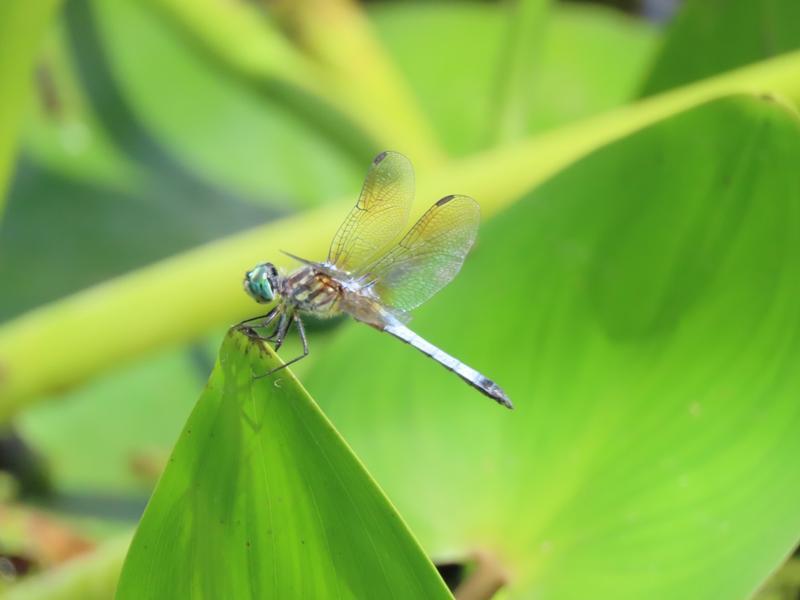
xmin=241 ymin=151 xmax=512 ymax=409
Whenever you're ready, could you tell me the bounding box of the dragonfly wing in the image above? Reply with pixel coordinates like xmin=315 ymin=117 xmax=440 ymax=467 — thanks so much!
xmin=365 ymin=194 xmax=480 ymax=312
xmin=327 ymin=151 xmax=414 ymax=273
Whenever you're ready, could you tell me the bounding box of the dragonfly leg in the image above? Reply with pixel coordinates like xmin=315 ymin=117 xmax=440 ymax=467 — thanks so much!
xmin=236 ymin=307 xmax=280 ymax=333
xmin=270 ymin=312 xmax=291 ymax=352
xmin=254 ymin=316 xmax=310 ymax=379
xmin=238 ymin=309 xmax=285 ymax=347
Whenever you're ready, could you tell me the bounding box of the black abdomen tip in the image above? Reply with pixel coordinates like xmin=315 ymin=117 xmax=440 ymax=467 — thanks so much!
xmin=490 ymin=385 xmax=514 ymax=410
xmin=476 ymin=376 xmax=514 ymax=409
xmin=495 ymin=392 xmax=514 ymax=410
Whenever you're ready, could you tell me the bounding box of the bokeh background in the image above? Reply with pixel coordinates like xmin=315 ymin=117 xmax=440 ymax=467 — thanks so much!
xmin=2 ymin=0 xmax=800 ymax=598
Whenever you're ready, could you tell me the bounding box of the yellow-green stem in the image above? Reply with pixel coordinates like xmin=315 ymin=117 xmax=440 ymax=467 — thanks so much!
xmin=267 ymin=0 xmax=445 ymax=168
xmin=145 ymin=0 xmax=443 ymax=168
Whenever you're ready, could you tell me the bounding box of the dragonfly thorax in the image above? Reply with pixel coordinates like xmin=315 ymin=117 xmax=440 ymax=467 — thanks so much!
xmin=282 ymin=264 xmax=345 ymax=317
xmin=244 ymin=263 xmax=281 ymax=304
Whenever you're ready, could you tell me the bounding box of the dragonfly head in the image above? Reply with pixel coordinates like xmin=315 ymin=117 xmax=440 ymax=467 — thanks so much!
xmin=244 ymin=263 xmax=280 ymax=304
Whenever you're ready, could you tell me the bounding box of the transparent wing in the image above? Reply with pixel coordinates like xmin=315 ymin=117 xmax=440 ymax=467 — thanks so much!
xmin=364 ymin=194 xmax=480 ymax=312
xmin=327 ymin=151 xmax=414 ymax=273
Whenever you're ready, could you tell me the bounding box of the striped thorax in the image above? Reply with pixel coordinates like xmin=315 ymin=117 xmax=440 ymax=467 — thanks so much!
xmin=282 ymin=265 xmax=343 ymax=317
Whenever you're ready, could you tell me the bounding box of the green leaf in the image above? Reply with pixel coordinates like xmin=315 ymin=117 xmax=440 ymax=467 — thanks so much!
xmin=484 ymin=0 xmax=552 ymax=144
xmin=0 ymin=0 xmax=62 ymax=214
xmin=116 ymin=330 xmax=451 ymax=599
xmin=304 ymin=96 xmax=800 ymax=598
xmin=372 ymin=2 xmax=658 ymax=155
xmin=640 ymin=0 xmax=800 ymax=96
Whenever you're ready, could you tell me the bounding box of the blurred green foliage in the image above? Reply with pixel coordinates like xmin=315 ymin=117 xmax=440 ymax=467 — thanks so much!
xmin=640 ymin=0 xmax=800 ymax=96
xmin=0 ymin=0 xmax=62 ymax=210
xmin=1 ymin=0 xmax=800 ymax=598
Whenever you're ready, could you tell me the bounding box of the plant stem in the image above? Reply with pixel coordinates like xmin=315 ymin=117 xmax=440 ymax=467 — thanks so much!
xmin=145 ymin=0 xmax=443 ymax=168
xmin=267 ymin=0 xmax=445 ymax=168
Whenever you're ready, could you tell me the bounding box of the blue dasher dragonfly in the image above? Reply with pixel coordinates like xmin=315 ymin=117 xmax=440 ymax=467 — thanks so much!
xmin=241 ymin=151 xmax=512 ymax=409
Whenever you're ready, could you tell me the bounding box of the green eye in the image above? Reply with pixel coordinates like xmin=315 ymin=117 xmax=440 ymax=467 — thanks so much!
xmin=244 ymin=264 xmax=278 ymax=303
xmin=256 ymin=278 xmax=274 ymax=301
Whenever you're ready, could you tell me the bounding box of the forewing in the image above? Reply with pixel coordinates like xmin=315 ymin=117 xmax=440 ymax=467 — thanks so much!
xmin=365 ymin=195 xmax=480 ymax=312
xmin=327 ymin=151 xmax=414 ymax=273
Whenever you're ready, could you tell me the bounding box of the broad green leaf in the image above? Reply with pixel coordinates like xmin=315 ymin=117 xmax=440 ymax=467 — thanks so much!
xmin=13 ymin=315 xmax=339 ymax=496
xmin=487 ymin=0 xmax=552 ymax=144
xmin=371 ymin=2 xmax=657 ymax=155
xmin=529 ymin=4 xmax=657 ymax=131
xmin=16 ymin=320 xmax=334 ymax=496
xmin=640 ymin=0 xmax=800 ymax=96
xmin=0 ymin=0 xmax=62 ymax=214
xmin=116 ymin=330 xmax=451 ymax=599
xmin=305 ymin=96 xmax=800 ymax=598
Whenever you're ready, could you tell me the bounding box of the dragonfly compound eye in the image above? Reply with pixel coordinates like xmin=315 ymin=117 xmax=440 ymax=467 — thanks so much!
xmin=244 ymin=264 xmax=276 ymax=303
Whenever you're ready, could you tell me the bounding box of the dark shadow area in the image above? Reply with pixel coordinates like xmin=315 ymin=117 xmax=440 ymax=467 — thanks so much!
xmin=436 ymin=561 xmax=466 ymax=592
xmin=0 ymin=427 xmax=52 ymax=497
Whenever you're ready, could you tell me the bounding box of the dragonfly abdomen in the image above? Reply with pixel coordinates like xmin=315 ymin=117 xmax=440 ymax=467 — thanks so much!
xmin=383 ymin=323 xmax=513 ymax=409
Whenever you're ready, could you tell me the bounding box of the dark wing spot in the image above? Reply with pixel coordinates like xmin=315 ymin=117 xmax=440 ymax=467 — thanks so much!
xmin=436 ymin=194 xmax=456 ymax=206
xmin=373 ymin=151 xmax=388 ymax=165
